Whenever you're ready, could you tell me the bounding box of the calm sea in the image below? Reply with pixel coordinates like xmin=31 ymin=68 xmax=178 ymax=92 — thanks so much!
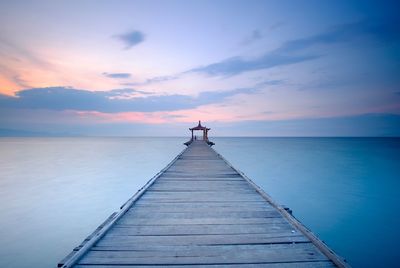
xmin=0 ymin=137 xmax=399 ymax=267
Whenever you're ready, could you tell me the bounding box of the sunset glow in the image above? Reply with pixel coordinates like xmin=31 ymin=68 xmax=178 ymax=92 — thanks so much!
xmin=0 ymin=0 xmax=399 ymax=136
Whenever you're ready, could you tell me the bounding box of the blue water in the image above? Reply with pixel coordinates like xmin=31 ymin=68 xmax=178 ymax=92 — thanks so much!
xmin=0 ymin=137 xmax=399 ymax=267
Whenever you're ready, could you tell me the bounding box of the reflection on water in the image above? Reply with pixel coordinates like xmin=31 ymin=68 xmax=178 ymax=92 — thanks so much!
xmin=0 ymin=137 xmax=399 ymax=267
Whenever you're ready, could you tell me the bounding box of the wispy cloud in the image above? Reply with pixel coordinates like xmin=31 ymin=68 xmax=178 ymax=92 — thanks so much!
xmin=188 ymin=54 xmax=318 ymax=77
xmin=121 ymin=74 xmax=179 ymax=86
xmin=102 ymin=72 xmax=131 ymax=79
xmin=256 ymin=79 xmax=285 ymax=87
xmin=241 ymin=30 xmax=263 ymax=46
xmin=114 ymin=30 xmax=145 ymax=49
xmin=145 ymin=75 xmax=179 ymax=84
xmin=269 ymin=21 xmax=285 ymax=31
xmin=0 ymin=86 xmax=258 ymax=113
xmin=272 ymin=18 xmax=400 ymax=56
xmin=0 ymin=37 xmax=53 ymax=69
xmin=0 ymin=37 xmax=53 ymax=91
xmin=11 ymin=74 xmax=31 ymax=88
xmin=189 ymin=19 xmax=400 ymax=77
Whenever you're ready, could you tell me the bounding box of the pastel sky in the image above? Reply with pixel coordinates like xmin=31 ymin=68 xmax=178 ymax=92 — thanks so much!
xmin=0 ymin=0 xmax=399 ymax=136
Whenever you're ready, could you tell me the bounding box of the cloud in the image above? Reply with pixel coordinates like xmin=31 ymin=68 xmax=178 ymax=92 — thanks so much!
xmin=0 ymin=37 xmax=53 ymax=69
xmin=189 ymin=54 xmax=318 ymax=77
xmin=273 ymin=19 xmax=399 ymax=55
xmin=114 ymin=30 xmax=145 ymax=49
xmin=256 ymin=79 xmax=285 ymax=87
xmin=251 ymin=30 xmax=262 ymax=40
xmin=189 ymin=19 xmax=400 ymax=77
xmin=144 ymin=75 xmax=179 ymax=84
xmin=0 ymin=37 xmax=53 ymax=90
xmin=269 ymin=21 xmax=285 ymax=31
xmin=121 ymin=75 xmax=179 ymax=86
xmin=0 ymin=86 xmax=258 ymax=113
xmin=102 ymin=72 xmax=131 ymax=79
xmin=241 ymin=30 xmax=263 ymax=45
xmin=11 ymin=74 xmax=31 ymax=88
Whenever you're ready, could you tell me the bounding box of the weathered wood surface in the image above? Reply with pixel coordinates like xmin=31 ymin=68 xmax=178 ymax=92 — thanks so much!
xmin=59 ymin=140 xmax=348 ymax=267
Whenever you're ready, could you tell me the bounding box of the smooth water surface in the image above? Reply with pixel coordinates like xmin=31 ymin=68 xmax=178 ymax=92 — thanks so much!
xmin=0 ymin=137 xmax=399 ymax=267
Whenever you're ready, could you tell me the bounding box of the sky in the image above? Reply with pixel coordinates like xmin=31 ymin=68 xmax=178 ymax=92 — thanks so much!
xmin=0 ymin=0 xmax=399 ymax=136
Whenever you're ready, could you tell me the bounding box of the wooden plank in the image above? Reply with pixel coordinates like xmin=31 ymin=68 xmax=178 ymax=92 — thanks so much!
xmin=80 ymin=243 xmax=327 ymax=265
xmin=146 ymin=189 xmax=257 ymax=193
xmin=116 ymin=217 xmax=288 ymax=226
xmin=150 ymin=182 xmax=251 ymax=186
xmin=153 ymin=180 xmax=251 ymax=186
xmin=117 ymin=217 xmax=286 ymax=226
xmin=129 ymin=204 xmax=275 ymax=210
xmin=136 ymin=192 xmax=267 ymax=198
xmin=124 ymin=210 xmax=281 ymax=219
xmin=91 ymin=243 xmax=316 ymax=252
xmin=128 ymin=204 xmax=275 ymax=213
xmin=92 ymin=241 xmax=316 ymax=251
xmin=149 ymin=186 xmax=251 ymax=190
xmin=148 ymin=183 xmax=256 ymax=191
xmin=140 ymin=193 xmax=265 ymax=202
xmin=157 ymin=177 xmax=244 ymax=181
xmin=139 ymin=197 xmax=265 ymax=202
xmin=132 ymin=200 xmax=272 ymax=207
xmin=107 ymin=223 xmax=295 ymax=236
xmin=88 ymin=242 xmax=324 ymax=257
xmin=75 ymin=262 xmax=336 ymax=268
xmin=159 ymin=173 xmax=243 ymax=179
xmin=97 ymin=233 xmax=309 ymax=246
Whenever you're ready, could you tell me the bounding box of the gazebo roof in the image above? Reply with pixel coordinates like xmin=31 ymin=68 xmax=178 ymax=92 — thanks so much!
xmin=190 ymin=121 xmax=210 ymax=130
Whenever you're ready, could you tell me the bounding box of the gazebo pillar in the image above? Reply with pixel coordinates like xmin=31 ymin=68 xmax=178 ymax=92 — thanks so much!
xmin=191 ymin=129 xmax=194 ymax=140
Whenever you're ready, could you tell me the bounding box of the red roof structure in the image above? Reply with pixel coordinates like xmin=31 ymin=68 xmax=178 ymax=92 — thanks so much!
xmin=190 ymin=120 xmax=210 ymax=131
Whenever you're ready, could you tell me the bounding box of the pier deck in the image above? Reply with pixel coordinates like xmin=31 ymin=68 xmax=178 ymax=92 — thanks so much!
xmin=59 ymin=140 xmax=348 ymax=267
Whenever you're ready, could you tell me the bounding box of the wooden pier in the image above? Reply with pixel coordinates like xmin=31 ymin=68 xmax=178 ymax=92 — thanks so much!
xmin=59 ymin=140 xmax=349 ymax=267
